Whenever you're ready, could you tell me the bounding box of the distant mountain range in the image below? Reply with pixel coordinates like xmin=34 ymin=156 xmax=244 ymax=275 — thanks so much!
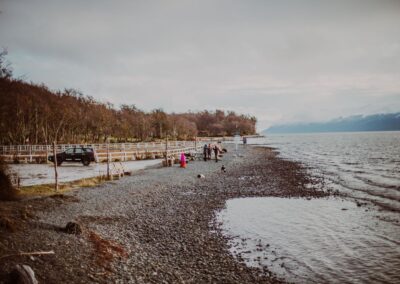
xmin=265 ymin=113 xmax=400 ymax=134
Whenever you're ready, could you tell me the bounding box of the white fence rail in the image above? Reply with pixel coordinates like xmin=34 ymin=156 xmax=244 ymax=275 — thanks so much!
xmin=0 ymin=141 xmax=192 ymax=153
xmin=0 ymin=140 xmax=222 ymax=163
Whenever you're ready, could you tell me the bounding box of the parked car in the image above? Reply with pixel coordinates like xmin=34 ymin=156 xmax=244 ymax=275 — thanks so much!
xmin=48 ymin=147 xmax=96 ymax=166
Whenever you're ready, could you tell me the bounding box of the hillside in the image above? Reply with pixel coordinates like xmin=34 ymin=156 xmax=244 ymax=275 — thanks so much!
xmin=265 ymin=113 xmax=400 ymax=134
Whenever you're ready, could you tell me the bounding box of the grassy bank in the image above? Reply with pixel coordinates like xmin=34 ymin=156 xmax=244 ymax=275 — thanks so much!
xmin=17 ymin=176 xmax=108 ymax=197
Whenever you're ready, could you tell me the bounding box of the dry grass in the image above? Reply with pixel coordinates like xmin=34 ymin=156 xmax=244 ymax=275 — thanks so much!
xmin=88 ymin=231 xmax=128 ymax=272
xmin=0 ymin=216 xmax=17 ymax=232
xmin=0 ymin=158 xmax=19 ymax=201
xmin=18 ymin=176 xmax=107 ymax=197
xmin=0 ymin=206 xmax=35 ymax=233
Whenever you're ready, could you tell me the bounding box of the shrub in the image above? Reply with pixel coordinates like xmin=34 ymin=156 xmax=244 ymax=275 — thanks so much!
xmin=0 ymin=158 xmax=19 ymax=201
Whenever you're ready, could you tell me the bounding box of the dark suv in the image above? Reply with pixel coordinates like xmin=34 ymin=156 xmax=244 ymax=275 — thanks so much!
xmin=48 ymin=147 xmax=96 ymax=166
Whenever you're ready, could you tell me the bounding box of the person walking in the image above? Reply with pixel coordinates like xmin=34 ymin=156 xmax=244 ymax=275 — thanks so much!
xmin=203 ymin=144 xmax=208 ymax=161
xmin=207 ymin=144 xmax=212 ymax=160
xmin=213 ymin=145 xmax=220 ymax=162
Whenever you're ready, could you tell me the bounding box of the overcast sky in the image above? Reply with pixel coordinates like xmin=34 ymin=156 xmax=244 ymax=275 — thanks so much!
xmin=1 ymin=0 xmax=399 ymax=130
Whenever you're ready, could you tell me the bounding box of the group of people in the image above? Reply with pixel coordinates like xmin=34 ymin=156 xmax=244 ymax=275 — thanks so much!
xmin=179 ymin=142 xmax=223 ymax=168
xmin=203 ymin=143 xmax=222 ymax=162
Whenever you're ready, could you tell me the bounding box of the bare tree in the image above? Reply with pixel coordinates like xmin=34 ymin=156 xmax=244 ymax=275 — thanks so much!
xmin=0 ymin=48 xmax=12 ymax=79
xmin=0 ymin=69 xmax=257 ymax=145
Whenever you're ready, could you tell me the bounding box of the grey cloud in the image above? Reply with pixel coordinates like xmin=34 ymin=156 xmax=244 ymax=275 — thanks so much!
xmin=0 ymin=0 xmax=399 ymax=130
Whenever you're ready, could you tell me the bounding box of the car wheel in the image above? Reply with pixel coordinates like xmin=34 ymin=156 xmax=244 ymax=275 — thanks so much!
xmin=57 ymin=159 xmax=63 ymax=166
xmin=82 ymin=159 xmax=90 ymax=166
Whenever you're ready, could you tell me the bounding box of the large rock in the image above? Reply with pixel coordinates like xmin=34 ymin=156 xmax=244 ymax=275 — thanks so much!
xmin=8 ymin=265 xmax=38 ymax=284
xmin=64 ymin=221 xmax=82 ymax=235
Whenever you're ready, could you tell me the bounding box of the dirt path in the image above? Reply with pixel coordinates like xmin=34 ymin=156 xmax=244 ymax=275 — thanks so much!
xmin=0 ymin=145 xmax=327 ymax=283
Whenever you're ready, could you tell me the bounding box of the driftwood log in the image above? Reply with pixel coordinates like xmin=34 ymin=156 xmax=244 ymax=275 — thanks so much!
xmin=0 ymin=250 xmax=55 ymax=260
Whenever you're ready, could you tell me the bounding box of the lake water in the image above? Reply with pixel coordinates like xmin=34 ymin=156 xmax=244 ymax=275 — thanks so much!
xmin=10 ymin=159 xmax=162 ymax=186
xmin=217 ymin=131 xmax=400 ymax=283
xmin=251 ymin=131 xmax=400 ymax=213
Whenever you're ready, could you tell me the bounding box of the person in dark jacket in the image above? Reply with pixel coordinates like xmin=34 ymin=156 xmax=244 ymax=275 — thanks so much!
xmin=203 ymin=144 xmax=208 ymax=161
xmin=213 ymin=145 xmax=220 ymax=162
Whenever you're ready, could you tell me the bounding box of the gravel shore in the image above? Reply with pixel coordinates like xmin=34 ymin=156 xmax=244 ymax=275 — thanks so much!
xmin=0 ymin=145 xmax=327 ymax=283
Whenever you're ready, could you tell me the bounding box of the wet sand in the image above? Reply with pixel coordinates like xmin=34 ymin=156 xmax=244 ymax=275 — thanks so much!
xmin=0 ymin=145 xmax=327 ymax=283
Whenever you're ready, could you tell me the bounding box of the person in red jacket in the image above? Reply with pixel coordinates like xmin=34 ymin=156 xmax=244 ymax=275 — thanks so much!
xmin=180 ymin=152 xmax=187 ymax=168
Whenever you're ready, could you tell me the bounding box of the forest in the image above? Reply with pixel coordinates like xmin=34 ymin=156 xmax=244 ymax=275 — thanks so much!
xmin=0 ymin=51 xmax=257 ymax=145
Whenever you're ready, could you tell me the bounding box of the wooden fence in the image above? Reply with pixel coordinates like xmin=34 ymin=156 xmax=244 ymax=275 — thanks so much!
xmin=0 ymin=139 xmax=225 ymax=163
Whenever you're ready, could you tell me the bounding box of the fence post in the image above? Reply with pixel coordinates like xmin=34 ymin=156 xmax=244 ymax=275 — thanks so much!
xmin=29 ymin=145 xmax=33 ymax=163
xmin=123 ymin=143 xmax=126 ymax=161
xmin=107 ymin=141 xmax=110 ymax=180
xmin=53 ymin=141 xmax=59 ymax=192
xmin=165 ymin=136 xmax=168 ymax=166
xmin=45 ymin=145 xmax=49 ymax=164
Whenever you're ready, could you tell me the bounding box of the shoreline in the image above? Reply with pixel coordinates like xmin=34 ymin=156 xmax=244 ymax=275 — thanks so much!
xmin=0 ymin=144 xmax=328 ymax=283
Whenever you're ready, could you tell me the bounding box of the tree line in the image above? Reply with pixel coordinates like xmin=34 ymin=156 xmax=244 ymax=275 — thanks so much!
xmin=0 ymin=51 xmax=257 ymax=145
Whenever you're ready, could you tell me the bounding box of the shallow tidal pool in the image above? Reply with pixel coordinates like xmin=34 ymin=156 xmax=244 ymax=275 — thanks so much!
xmin=216 ymin=197 xmax=400 ymax=284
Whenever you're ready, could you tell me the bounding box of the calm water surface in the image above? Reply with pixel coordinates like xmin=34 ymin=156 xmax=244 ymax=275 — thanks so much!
xmin=218 ymin=132 xmax=400 ymax=283
xmin=217 ymin=197 xmax=400 ymax=283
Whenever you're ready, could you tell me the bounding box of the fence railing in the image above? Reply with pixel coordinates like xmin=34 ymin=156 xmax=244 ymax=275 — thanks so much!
xmin=0 ymin=141 xmax=191 ymax=153
xmin=0 ymin=139 xmax=224 ymax=163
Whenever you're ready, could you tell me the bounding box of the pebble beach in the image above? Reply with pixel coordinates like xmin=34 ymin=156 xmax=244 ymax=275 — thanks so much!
xmin=0 ymin=145 xmax=327 ymax=283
